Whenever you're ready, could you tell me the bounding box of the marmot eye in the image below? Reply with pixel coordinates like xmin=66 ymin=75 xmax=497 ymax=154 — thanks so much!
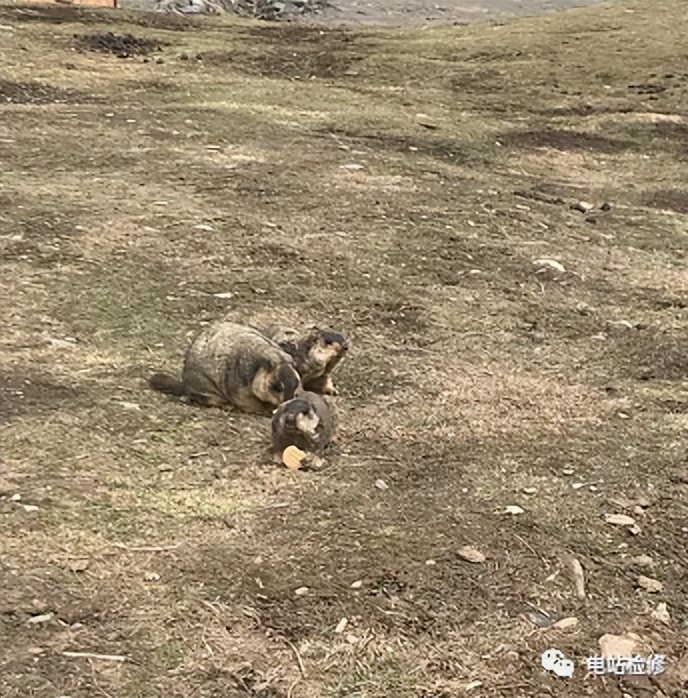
xmin=272 ymin=381 xmax=283 ymax=393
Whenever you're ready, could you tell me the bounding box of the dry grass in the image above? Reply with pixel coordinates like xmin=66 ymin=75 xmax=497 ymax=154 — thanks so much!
xmin=1 ymin=1 xmax=687 ymax=696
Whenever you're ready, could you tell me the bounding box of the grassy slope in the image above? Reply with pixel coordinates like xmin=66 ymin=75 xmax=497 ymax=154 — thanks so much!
xmin=1 ymin=1 xmax=687 ymax=696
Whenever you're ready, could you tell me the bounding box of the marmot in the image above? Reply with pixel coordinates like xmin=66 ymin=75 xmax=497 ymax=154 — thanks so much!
xmin=148 ymin=321 xmax=301 ymax=416
xmin=271 ymin=391 xmax=338 ymax=456
xmin=257 ymin=325 xmax=348 ymax=396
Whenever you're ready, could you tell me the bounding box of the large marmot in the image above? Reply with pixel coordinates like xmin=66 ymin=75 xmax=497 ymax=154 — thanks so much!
xmin=149 ymin=321 xmax=301 ymax=416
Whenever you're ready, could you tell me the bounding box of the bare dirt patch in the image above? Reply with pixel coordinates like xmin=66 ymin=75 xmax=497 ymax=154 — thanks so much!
xmin=0 ymin=79 xmax=93 ymax=105
xmin=206 ymin=26 xmax=368 ymax=79
xmin=644 ymin=188 xmax=688 ymax=214
xmin=500 ymin=128 xmax=629 ymax=154
xmin=0 ymin=370 xmax=82 ymax=422
xmin=75 ymin=31 xmax=163 ymax=57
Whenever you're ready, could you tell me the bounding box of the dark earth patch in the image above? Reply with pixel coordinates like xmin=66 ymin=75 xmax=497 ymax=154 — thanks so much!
xmin=0 ymin=79 xmax=95 ymax=105
xmin=609 ymin=329 xmax=688 ymax=381
xmin=0 ymin=370 xmax=82 ymax=421
xmin=450 ymin=67 xmax=509 ymax=94
xmin=652 ymin=119 xmax=688 ymax=143
xmin=237 ymin=23 xmax=357 ymax=43
xmin=538 ymin=103 xmax=639 ymax=117
xmin=75 ymin=31 xmax=163 ymax=58
xmin=0 ymin=4 xmax=104 ymax=24
xmin=316 ymin=126 xmax=479 ymax=165
xmin=207 ymin=25 xmax=369 ymax=79
xmin=499 ymin=128 xmax=629 ymax=153
xmin=643 ymin=188 xmax=688 ymax=213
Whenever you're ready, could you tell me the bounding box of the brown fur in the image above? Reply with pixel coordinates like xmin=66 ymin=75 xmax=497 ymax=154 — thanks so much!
xmin=257 ymin=325 xmax=348 ymax=396
xmin=149 ymin=321 xmax=301 ymax=415
xmin=271 ymin=391 xmax=338 ymax=455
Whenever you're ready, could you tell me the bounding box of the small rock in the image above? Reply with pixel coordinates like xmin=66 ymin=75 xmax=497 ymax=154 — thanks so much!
xmin=533 ymin=258 xmax=566 ymax=276
xmin=635 ymin=496 xmax=651 ymax=508
xmin=67 ymin=558 xmax=89 ymax=573
xmin=425 ymin=559 xmax=436 ymax=566
xmin=607 ymin=320 xmax=636 ymax=331
xmin=212 ymin=292 xmax=233 ymax=299
xmin=345 ymin=633 xmax=359 ymax=644
xmin=599 ymin=633 xmax=643 ymax=658
xmin=651 ymin=602 xmax=670 ymax=625
xmin=569 ymin=558 xmax=586 ymax=600
xmin=522 ymin=487 xmax=537 ymax=494
xmin=10 ymin=494 xmax=21 ymax=502
xmin=528 ymin=611 xmax=554 ymax=628
xmin=334 ymin=617 xmax=348 ymax=634
xmin=143 ymin=571 xmax=161 ymax=582
xmin=374 ymin=479 xmax=389 ymax=491
xmin=27 ymin=613 xmax=53 ymax=625
xmin=600 ymin=202 xmax=612 ymax=212
xmin=572 ymin=482 xmax=585 ymax=490
xmin=561 ymin=468 xmax=575 ymax=476
xmin=294 ymin=586 xmax=309 ymax=596
xmin=350 ymin=580 xmax=363 ymax=589
xmin=340 ymin=163 xmax=364 ymax=171
xmin=456 ymin=680 xmax=483 ymax=693
xmin=629 ymin=554 xmax=654 ymax=568
xmin=415 ymin=113 xmax=438 ymax=129
xmin=457 ymin=545 xmax=486 ymax=563
xmin=504 ymin=505 xmax=524 ymax=515
xmin=551 ymin=616 xmax=579 ymax=630
xmin=571 ymin=201 xmax=594 ymax=213
xmin=22 ymin=504 xmax=39 ymax=513
xmin=194 ymin=224 xmax=214 ymax=232
xmin=637 ymin=575 xmax=663 ymax=593
xmin=605 ymin=513 xmax=636 ymax=527
xmin=628 ymin=524 xmax=642 ymax=536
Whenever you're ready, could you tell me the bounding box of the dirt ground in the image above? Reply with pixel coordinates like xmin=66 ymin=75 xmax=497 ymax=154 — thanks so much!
xmin=1 ymin=0 xmax=687 ymax=696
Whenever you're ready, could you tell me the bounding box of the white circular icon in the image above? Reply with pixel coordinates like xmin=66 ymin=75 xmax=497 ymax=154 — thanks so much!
xmin=541 ymin=648 xmax=575 ymax=678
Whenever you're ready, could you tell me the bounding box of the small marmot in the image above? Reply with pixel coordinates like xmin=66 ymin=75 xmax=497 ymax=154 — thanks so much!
xmin=271 ymin=391 xmax=338 ymax=456
xmin=148 ymin=321 xmax=301 ymax=416
xmin=257 ymin=325 xmax=348 ymax=396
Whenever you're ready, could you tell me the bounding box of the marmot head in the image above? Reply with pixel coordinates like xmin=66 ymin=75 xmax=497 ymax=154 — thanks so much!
xmin=280 ymin=397 xmax=321 ymax=437
xmin=255 ymin=361 xmax=301 ymax=407
xmin=305 ymin=329 xmax=349 ymax=371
